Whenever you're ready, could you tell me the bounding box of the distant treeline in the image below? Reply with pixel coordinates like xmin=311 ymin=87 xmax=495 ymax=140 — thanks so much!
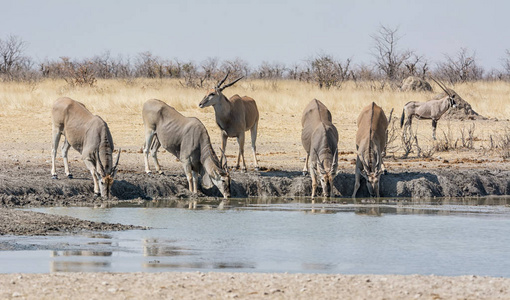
xmin=2 ymin=26 xmax=510 ymax=89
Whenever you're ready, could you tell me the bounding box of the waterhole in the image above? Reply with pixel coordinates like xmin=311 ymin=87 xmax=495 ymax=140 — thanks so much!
xmin=1 ymin=197 xmax=510 ymax=275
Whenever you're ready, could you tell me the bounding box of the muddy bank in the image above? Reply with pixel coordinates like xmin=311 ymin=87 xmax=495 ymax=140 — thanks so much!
xmin=1 ymin=163 xmax=509 ymax=207
xmin=0 ymin=208 xmax=145 ymax=236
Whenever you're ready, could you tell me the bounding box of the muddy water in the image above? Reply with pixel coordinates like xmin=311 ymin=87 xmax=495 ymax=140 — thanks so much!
xmin=2 ymin=197 xmax=510 ymax=276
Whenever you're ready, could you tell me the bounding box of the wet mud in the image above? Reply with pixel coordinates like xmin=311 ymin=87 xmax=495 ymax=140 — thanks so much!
xmin=1 ymin=162 xmax=509 ymax=208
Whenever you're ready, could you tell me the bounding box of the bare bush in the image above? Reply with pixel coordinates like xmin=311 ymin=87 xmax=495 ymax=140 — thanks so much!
xmin=459 ymin=123 xmax=476 ymax=149
xmin=384 ymin=108 xmax=400 ymax=156
xmin=502 ymin=49 xmax=510 ymax=81
xmin=436 ymin=48 xmax=484 ymax=83
xmin=307 ymin=54 xmax=351 ymax=89
xmin=134 ymin=51 xmax=167 ymax=78
xmin=179 ymin=61 xmax=203 ymax=88
xmin=256 ymin=61 xmax=286 ymax=79
xmin=53 ymin=57 xmax=97 ymax=87
xmin=220 ymin=58 xmax=250 ymax=79
xmin=414 ymin=135 xmax=435 ymax=158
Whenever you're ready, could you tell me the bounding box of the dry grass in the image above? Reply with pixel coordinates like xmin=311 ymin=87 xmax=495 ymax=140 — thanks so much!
xmin=1 ymin=79 xmax=509 ymax=172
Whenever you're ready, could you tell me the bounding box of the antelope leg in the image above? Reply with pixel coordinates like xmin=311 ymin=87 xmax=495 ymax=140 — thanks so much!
xmin=143 ymin=130 xmax=155 ymax=174
xmin=250 ymin=122 xmax=259 ymax=170
xmin=237 ymin=132 xmax=246 ymax=171
xmin=62 ymin=137 xmax=72 ymax=178
xmin=51 ymin=126 xmax=62 ymax=178
xmin=352 ymin=157 xmax=362 ymax=198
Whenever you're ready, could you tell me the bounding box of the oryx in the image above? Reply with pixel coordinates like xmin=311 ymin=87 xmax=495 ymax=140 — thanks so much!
xmin=353 ymin=102 xmax=388 ymax=198
xmin=198 ymin=72 xmax=259 ymax=172
xmin=51 ymin=97 xmax=120 ymax=198
xmin=301 ymin=99 xmax=339 ymax=198
xmin=400 ymin=78 xmax=457 ymax=140
xmin=143 ymin=99 xmax=230 ymax=198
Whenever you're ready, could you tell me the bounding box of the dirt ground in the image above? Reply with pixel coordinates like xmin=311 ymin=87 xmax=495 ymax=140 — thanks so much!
xmin=1 ymin=108 xmax=510 ymax=299
xmin=1 ymin=272 xmax=510 ymax=300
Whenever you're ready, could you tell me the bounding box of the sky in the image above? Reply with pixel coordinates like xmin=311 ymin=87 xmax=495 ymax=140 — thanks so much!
xmin=1 ymin=0 xmax=509 ymax=71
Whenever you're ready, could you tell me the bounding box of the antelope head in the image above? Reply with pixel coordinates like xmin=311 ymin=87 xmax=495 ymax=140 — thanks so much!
xmin=359 ymin=152 xmax=383 ymax=197
xmin=314 ymin=149 xmax=338 ymax=197
xmin=95 ymin=149 xmax=121 ymax=198
xmin=431 ymin=78 xmax=457 ymax=109
xmin=210 ymin=150 xmax=231 ymax=199
xmin=198 ymin=71 xmax=244 ymax=108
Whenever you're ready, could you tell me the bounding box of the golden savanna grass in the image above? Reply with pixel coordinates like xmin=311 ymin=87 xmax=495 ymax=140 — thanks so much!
xmin=1 ymin=79 xmax=509 ymax=172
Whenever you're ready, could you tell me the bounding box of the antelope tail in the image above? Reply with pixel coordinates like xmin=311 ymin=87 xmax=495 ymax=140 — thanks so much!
xmin=400 ymin=108 xmax=405 ymax=128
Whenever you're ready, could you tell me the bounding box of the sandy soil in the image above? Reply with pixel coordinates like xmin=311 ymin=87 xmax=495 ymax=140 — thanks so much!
xmin=1 ymin=272 xmax=509 ymax=299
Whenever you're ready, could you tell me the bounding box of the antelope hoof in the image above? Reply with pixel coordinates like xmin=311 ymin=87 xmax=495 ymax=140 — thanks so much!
xmin=51 ymin=174 xmax=58 ymax=180
xmin=302 ymin=171 xmax=308 ymax=176
xmin=241 ymin=167 xmax=247 ymax=173
xmin=158 ymin=171 xmax=165 ymax=175
xmin=383 ymin=169 xmax=388 ymax=175
xmin=67 ymin=174 xmax=73 ymax=179
xmin=93 ymin=192 xmax=101 ymax=198
xmin=146 ymin=171 xmax=152 ymax=175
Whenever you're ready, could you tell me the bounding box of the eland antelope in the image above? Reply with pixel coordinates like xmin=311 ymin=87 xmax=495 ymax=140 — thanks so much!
xmin=51 ymin=97 xmax=120 ymax=198
xmin=353 ymin=102 xmax=388 ymax=198
xmin=400 ymin=78 xmax=457 ymax=140
xmin=198 ymin=72 xmax=259 ymax=172
xmin=301 ymin=99 xmax=339 ymax=198
xmin=142 ymin=99 xmax=230 ymax=198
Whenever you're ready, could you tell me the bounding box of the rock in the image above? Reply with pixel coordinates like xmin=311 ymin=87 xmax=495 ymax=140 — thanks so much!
xmin=401 ymin=76 xmax=433 ymax=92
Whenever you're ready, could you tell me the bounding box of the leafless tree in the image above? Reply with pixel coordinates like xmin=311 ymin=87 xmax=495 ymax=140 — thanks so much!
xmin=403 ymin=54 xmax=429 ymax=78
xmin=0 ymin=35 xmax=33 ymax=80
xmin=371 ymin=25 xmax=413 ymax=83
xmin=436 ymin=48 xmax=483 ymax=83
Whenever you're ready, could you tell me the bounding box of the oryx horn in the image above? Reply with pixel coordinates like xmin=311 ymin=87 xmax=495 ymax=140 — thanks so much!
xmin=431 ymin=77 xmax=452 ymax=97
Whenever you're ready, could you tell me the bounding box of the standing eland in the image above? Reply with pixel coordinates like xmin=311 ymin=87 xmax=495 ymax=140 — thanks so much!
xmin=142 ymin=99 xmax=230 ymax=198
xmin=51 ymin=97 xmax=120 ymax=198
xmin=353 ymin=102 xmax=388 ymax=198
xmin=400 ymin=78 xmax=457 ymax=140
xmin=198 ymin=72 xmax=259 ymax=172
xmin=301 ymin=99 xmax=339 ymax=198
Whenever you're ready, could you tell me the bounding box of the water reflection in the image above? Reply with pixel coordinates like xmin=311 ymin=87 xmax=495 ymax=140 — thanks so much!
xmin=50 ymin=250 xmax=113 ymax=272
xmin=51 ymin=261 xmax=111 ymax=272
xmin=142 ymin=261 xmax=255 ymax=270
xmin=52 ymin=250 xmax=113 ymax=257
xmin=112 ymin=196 xmax=510 ymax=215
xmin=143 ymin=238 xmax=192 ymax=257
